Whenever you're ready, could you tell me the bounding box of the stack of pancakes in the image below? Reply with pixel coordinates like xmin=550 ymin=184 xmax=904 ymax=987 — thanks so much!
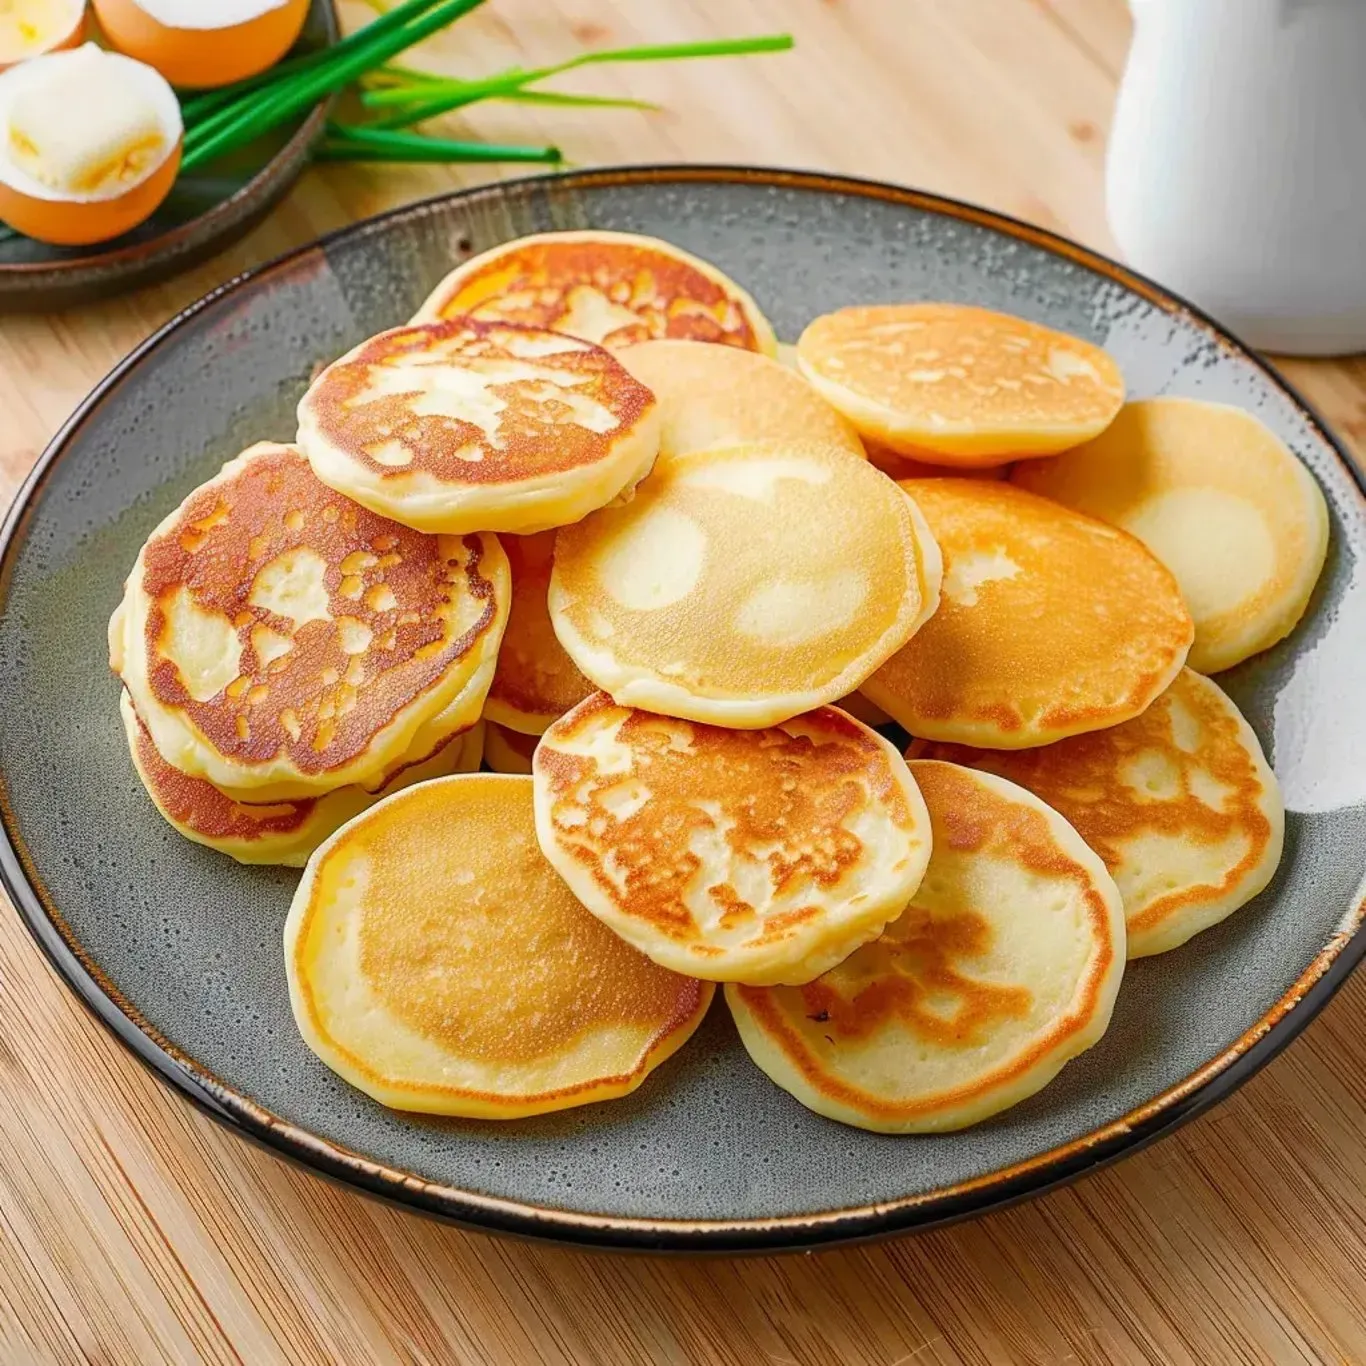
xmin=111 ymin=231 xmax=1324 ymax=1134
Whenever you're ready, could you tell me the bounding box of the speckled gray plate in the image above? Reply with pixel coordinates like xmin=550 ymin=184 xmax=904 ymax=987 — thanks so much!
xmin=0 ymin=0 xmax=336 ymax=312
xmin=4 ymin=167 xmax=1366 ymax=1253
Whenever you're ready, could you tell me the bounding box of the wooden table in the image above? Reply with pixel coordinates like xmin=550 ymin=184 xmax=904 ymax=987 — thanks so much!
xmin=4 ymin=3 xmax=1366 ymax=1362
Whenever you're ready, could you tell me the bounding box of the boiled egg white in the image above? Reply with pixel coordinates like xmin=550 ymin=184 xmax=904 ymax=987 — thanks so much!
xmin=91 ymin=0 xmax=310 ymax=88
xmin=0 ymin=0 xmax=87 ymax=71
xmin=0 ymin=42 xmax=182 ymax=244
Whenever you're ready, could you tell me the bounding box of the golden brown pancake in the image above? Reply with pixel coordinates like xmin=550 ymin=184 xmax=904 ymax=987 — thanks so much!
xmin=1011 ymin=397 xmax=1329 ymax=672
xmin=120 ymin=690 xmax=483 ymax=866
xmin=410 ymin=229 xmax=776 ymax=355
xmin=483 ymin=530 xmax=593 ymax=735
xmin=797 ymin=303 xmax=1125 ymax=465
xmin=549 ymin=440 xmax=943 ymax=728
xmin=727 ymin=760 xmax=1126 ymax=1132
xmin=484 ymin=721 xmax=537 ymax=774
xmin=910 ymin=669 xmax=1284 ymax=956
xmin=862 ymin=479 xmax=1193 ymax=747
xmin=616 ymin=339 xmax=865 ymax=462
xmin=112 ymin=442 xmax=508 ymax=802
xmin=284 ymin=774 xmax=714 ymax=1117
xmin=296 ymin=318 xmax=661 ymax=535
xmin=533 ymin=696 xmax=932 ymax=984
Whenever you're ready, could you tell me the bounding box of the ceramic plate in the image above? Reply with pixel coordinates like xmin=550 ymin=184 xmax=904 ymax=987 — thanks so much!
xmin=3 ymin=167 xmax=1365 ymax=1253
xmin=0 ymin=0 xmax=336 ymax=312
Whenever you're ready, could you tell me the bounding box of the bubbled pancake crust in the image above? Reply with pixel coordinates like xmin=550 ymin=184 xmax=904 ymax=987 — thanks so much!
xmin=863 ymin=479 xmax=1192 ymax=747
xmin=285 ymin=774 xmax=714 ymax=1117
xmin=412 ymin=230 xmax=774 ymax=352
xmin=300 ymin=319 xmax=656 ymax=487
xmin=131 ymin=443 xmax=501 ymax=785
xmin=726 ymin=760 xmax=1126 ymax=1132
xmin=910 ymin=669 xmax=1284 ymax=957
xmin=549 ymin=441 xmax=937 ymax=727
xmin=797 ymin=303 xmax=1124 ymax=462
xmin=533 ymin=696 xmax=931 ymax=984
xmin=484 ymin=530 xmax=593 ymax=734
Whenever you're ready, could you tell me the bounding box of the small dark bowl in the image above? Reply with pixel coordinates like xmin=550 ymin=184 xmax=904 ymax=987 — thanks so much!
xmin=0 ymin=0 xmax=337 ymax=312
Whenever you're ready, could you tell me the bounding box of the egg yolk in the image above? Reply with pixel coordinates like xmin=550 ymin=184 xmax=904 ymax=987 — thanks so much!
xmin=0 ymin=0 xmax=84 ymax=67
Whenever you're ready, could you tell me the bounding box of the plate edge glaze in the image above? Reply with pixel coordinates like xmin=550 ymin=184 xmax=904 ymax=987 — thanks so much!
xmin=2 ymin=164 xmax=1365 ymax=1254
xmin=0 ymin=0 xmax=339 ymax=311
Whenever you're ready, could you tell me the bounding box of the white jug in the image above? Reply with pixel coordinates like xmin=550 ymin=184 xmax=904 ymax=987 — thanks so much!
xmin=1106 ymin=0 xmax=1366 ymax=355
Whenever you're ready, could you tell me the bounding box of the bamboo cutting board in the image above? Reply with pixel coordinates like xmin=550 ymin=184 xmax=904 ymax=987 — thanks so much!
xmin=2 ymin=2 xmax=1366 ymax=1362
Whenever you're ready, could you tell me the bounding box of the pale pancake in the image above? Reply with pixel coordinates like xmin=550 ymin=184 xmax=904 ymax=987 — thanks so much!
xmin=1011 ymin=397 xmax=1329 ymax=673
xmin=910 ymin=669 xmax=1283 ymax=957
xmin=727 ymin=760 xmax=1126 ymax=1133
xmin=862 ymin=479 xmax=1193 ymax=747
xmin=112 ymin=442 xmax=508 ymax=802
xmin=797 ymin=303 xmax=1125 ymax=465
xmin=549 ymin=441 xmax=943 ymax=728
xmin=121 ymin=690 xmax=484 ymax=867
xmin=484 ymin=721 xmax=537 ymax=775
xmin=297 ymin=319 xmax=661 ymax=535
xmin=483 ymin=530 xmax=593 ymax=735
xmin=533 ymin=696 xmax=931 ymax=985
xmin=616 ymin=339 xmax=865 ymax=462
xmin=284 ymin=774 xmax=713 ymax=1118
xmin=411 ymin=229 xmax=776 ymax=355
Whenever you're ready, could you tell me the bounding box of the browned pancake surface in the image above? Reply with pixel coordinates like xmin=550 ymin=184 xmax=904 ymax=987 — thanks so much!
xmin=426 ymin=238 xmax=765 ymax=350
xmin=139 ymin=445 xmax=498 ymax=778
xmin=303 ymin=319 xmax=655 ymax=485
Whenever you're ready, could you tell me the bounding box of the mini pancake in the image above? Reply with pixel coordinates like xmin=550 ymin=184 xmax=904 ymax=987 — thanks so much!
xmin=112 ymin=442 xmax=508 ymax=802
xmin=1011 ymin=397 xmax=1330 ymax=673
xmin=484 ymin=721 xmax=537 ymax=775
xmin=727 ymin=759 xmax=1126 ymax=1133
xmin=121 ymin=690 xmax=483 ymax=867
xmin=483 ymin=530 xmax=593 ymax=735
xmin=549 ymin=440 xmax=943 ymax=728
xmin=411 ymin=229 xmax=776 ymax=355
xmin=616 ymin=339 xmax=865 ymax=462
xmin=797 ymin=303 xmax=1125 ymax=465
xmin=862 ymin=479 xmax=1193 ymax=748
xmin=297 ymin=318 xmax=661 ymax=536
xmin=284 ymin=774 xmax=713 ymax=1118
xmin=533 ymin=696 xmax=932 ymax=985
xmin=910 ymin=669 xmax=1284 ymax=957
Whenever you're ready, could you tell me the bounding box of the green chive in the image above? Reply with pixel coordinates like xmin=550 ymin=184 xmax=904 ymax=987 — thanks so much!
xmin=316 ymin=133 xmax=561 ymax=163
xmin=182 ymin=0 xmax=489 ymax=171
xmin=363 ymin=34 xmax=793 ymax=128
xmin=494 ymin=89 xmax=660 ymax=111
xmin=180 ymin=0 xmax=450 ymax=125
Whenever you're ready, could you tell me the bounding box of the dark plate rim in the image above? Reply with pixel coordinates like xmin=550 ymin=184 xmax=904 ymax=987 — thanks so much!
xmin=0 ymin=0 xmax=336 ymax=282
xmin=3 ymin=164 xmax=1364 ymax=1255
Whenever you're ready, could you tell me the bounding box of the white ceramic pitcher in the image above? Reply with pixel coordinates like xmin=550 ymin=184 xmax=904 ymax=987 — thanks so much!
xmin=1106 ymin=0 xmax=1366 ymax=355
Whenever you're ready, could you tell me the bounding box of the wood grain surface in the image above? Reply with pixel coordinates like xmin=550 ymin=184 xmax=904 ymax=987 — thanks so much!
xmin=3 ymin=2 xmax=1366 ymax=1362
